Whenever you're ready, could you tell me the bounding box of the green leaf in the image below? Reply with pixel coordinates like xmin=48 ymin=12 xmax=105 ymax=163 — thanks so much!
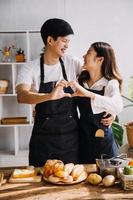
xmin=111 ymin=121 xmax=124 ymax=147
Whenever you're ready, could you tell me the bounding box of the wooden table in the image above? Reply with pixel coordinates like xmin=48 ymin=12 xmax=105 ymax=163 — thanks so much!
xmin=0 ymin=167 xmax=133 ymax=200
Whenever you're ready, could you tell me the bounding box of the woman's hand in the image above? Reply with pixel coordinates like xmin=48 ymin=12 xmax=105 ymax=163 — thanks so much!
xmin=101 ymin=113 xmax=114 ymax=127
xmin=56 ymin=80 xmax=69 ymax=88
xmin=69 ymin=81 xmax=95 ymax=99
xmin=69 ymin=81 xmax=86 ymax=97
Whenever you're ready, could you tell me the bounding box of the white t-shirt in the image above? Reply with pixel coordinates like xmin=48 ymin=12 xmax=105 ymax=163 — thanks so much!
xmin=16 ymin=54 xmax=83 ymax=92
xmin=16 ymin=56 xmax=123 ymax=116
xmin=84 ymin=77 xmax=123 ymax=115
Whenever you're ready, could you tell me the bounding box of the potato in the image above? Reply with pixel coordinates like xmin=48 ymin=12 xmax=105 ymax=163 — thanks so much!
xmin=87 ymin=173 xmax=102 ymax=185
xmin=102 ymin=175 xmax=115 ymax=187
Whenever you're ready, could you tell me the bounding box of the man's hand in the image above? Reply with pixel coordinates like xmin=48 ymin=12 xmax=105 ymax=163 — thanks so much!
xmin=51 ymin=80 xmax=71 ymax=100
xmin=69 ymin=81 xmax=85 ymax=97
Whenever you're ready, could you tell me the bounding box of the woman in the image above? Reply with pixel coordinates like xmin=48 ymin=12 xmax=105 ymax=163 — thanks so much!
xmin=70 ymin=42 xmax=123 ymax=164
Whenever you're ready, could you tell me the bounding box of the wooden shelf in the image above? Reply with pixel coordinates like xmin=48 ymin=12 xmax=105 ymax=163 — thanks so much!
xmin=0 ymin=30 xmax=38 ymax=167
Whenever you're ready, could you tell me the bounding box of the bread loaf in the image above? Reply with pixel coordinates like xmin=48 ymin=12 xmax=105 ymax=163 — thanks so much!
xmin=64 ymin=163 xmax=74 ymax=174
xmin=54 ymin=170 xmax=69 ymax=179
xmin=71 ymin=164 xmax=85 ymax=181
xmin=12 ymin=169 xmax=35 ymax=178
xmin=53 ymin=160 xmax=64 ymax=173
xmin=43 ymin=159 xmax=58 ymax=177
xmin=76 ymin=171 xmax=88 ymax=182
xmin=48 ymin=175 xmax=61 ymax=183
xmin=43 ymin=159 xmax=87 ymax=184
xmin=61 ymin=175 xmax=73 ymax=183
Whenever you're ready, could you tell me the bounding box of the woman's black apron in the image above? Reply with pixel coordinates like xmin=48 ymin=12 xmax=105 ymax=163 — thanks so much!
xmin=77 ymin=87 xmax=118 ymax=164
xmin=29 ymin=55 xmax=79 ymax=167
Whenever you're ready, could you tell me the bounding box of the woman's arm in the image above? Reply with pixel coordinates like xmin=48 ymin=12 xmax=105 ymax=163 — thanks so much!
xmin=69 ymin=80 xmax=123 ymax=115
xmin=92 ymin=80 xmax=123 ymax=115
xmin=69 ymin=81 xmax=95 ymax=99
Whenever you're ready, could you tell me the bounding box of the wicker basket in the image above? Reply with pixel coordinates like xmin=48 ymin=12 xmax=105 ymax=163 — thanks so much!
xmin=0 ymin=80 xmax=8 ymax=94
xmin=119 ymin=168 xmax=133 ymax=190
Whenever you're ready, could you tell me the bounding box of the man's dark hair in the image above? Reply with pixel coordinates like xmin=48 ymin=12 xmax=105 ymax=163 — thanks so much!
xmin=40 ymin=18 xmax=74 ymax=45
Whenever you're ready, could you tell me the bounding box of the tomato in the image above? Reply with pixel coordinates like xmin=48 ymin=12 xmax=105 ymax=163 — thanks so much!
xmin=128 ymin=160 xmax=133 ymax=166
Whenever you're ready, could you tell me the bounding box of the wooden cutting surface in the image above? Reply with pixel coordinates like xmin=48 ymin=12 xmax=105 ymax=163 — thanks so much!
xmin=0 ymin=167 xmax=133 ymax=200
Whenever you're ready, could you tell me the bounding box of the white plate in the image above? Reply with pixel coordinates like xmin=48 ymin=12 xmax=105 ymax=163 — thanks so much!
xmin=43 ymin=175 xmax=86 ymax=185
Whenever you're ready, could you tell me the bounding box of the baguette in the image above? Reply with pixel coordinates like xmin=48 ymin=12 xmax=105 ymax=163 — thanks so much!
xmin=12 ymin=169 xmax=35 ymax=178
xmin=64 ymin=163 xmax=74 ymax=174
xmin=71 ymin=164 xmax=85 ymax=181
xmin=76 ymin=171 xmax=88 ymax=182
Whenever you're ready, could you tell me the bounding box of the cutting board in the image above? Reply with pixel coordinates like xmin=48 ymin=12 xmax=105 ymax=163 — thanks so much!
xmin=9 ymin=175 xmax=42 ymax=183
xmin=0 ymin=172 xmax=4 ymax=186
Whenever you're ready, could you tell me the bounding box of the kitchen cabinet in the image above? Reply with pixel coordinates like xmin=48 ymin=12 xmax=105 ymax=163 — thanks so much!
xmin=0 ymin=31 xmax=42 ymax=167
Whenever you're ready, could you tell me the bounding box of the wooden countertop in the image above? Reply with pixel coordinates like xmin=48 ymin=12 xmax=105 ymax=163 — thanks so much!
xmin=0 ymin=167 xmax=133 ymax=200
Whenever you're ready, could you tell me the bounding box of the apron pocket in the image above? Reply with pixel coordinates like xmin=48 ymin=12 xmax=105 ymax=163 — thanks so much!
xmin=41 ymin=115 xmax=78 ymax=134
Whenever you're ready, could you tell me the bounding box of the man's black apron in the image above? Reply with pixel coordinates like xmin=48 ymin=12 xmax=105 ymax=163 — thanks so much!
xmin=77 ymin=87 xmax=118 ymax=164
xmin=29 ymin=55 xmax=79 ymax=167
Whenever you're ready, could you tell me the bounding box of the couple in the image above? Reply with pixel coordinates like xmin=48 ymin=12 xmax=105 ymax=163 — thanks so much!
xmin=16 ymin=18 xmax=123 ymax=166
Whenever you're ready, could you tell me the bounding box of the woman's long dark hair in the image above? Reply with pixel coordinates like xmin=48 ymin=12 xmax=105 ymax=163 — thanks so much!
xmin=78 ymin=42 xmax=123 ymax=92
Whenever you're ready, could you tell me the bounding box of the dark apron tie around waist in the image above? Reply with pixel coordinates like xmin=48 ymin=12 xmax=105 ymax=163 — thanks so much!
xmin=29 ymin=54 xmax=79 ymax=167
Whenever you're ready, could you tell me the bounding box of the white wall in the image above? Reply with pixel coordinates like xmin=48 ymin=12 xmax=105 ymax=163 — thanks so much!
xmin=0 ymin=0 xmax=133 ymax=144
xmin=0 ymin=0 xmax=132 ymax=96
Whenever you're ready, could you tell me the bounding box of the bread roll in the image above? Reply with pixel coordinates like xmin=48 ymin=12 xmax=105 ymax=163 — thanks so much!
xmin=64 ymin=163 xmax=74 ymax=174
xmin=54 ymin=170 xmax=69 ymax=179
xmin=61 ymin=175 xmax=73 ymax=183
xmin=53 ymin=160 xmax=64 ymax=173
xmin=76 ymin=171 xmax=88 ymax=182
xmin=71 ymin=164 xmax=85 ymax=181
xmin=44 ymin=159 xmax=58 ymax=169
xmin=48 ymin=175 xmax=61 ymax=183
xmin=43 ymin=159 xmax=59 ymax=177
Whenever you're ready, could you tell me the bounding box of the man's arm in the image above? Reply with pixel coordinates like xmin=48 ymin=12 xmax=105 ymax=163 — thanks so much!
xmin=16 ymin=82 xmax=71 ymax=104
xmin=16 ymin=84 xmax=51 ymax=104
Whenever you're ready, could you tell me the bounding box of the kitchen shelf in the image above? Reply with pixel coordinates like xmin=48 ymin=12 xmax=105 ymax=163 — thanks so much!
xmin=0 ymin=124 xmax=33 ymax=128
xmin=0 ymin=30 xmax=42 ymax=167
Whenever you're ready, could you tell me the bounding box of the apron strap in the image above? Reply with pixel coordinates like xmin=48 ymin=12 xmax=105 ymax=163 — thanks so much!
xmin=40 ymin=54 xmax=68 ymax=83
xmin=40 ymin=53 xmax=44 ymax=83
xmin=59 ymin=57 xmax=68 ymax=81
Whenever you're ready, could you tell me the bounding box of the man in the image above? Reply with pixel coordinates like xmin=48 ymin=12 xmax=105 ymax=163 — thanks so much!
xmin=16 ymin=18 xmax=82 ymax=166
